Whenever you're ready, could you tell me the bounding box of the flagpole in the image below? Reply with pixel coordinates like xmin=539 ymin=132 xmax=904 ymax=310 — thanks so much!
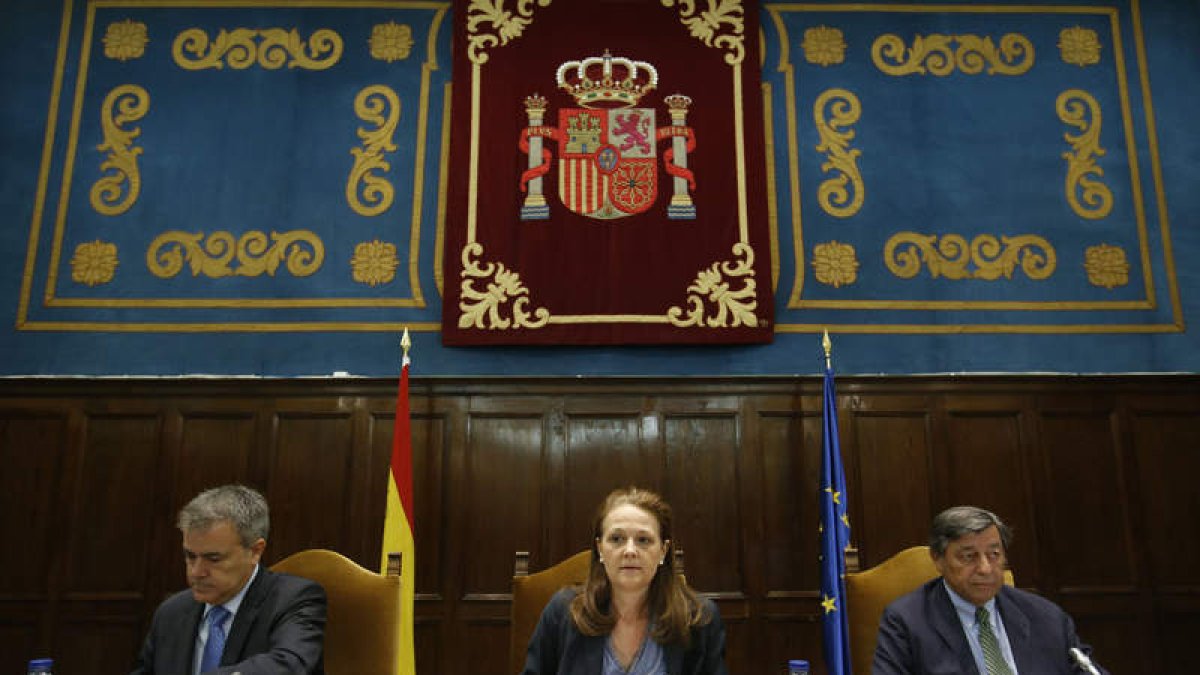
xmin=819 ymin=329 xmax=853 ymax=675
xmin=381 ymin=327 xmax=416 ymax=674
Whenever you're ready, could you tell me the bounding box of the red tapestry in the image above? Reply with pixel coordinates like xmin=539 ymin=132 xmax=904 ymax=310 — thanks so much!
xmin=442 ymin=0 xmax=773 ymax=345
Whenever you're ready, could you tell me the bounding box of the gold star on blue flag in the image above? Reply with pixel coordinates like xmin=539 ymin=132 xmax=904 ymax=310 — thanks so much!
xmin=819 ymin=334 xmax=852 ymax=675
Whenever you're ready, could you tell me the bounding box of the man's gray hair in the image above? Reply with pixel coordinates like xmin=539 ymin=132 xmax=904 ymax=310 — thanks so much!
xmin=929 ymin=505 xmax=1012 ymax=556
xmin=177 ymin=484 xmax=269 ymax=548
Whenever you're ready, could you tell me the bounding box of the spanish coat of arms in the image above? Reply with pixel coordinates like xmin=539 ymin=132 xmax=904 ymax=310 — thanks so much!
xmin=518 ymin=51 xmax=697 ymax=221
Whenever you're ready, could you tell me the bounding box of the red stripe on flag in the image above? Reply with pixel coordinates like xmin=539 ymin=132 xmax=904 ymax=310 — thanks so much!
xmin=391 ymin=361 xmax=414 ymax=531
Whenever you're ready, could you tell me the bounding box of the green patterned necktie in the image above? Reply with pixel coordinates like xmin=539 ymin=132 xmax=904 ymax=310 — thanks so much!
xmin=976 ymin=605 xmax=1014 ymax=675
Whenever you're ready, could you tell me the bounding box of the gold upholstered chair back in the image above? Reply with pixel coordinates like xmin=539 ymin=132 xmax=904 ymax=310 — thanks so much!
xmin=844 ymin=545 xmax=1015 ymax=675
xmin=271 ymin=548 xmax=403 ymax=675
xmin=508 ymin=550 xmax=592 ymax=675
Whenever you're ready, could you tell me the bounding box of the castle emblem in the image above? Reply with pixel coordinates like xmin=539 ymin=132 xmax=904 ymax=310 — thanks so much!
xmin=519 ymin=51 xmax=697 ymax=221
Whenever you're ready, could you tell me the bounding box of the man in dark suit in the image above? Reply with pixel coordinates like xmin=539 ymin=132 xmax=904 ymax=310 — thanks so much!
xmin=873 ymin=506 xmax=1107 ymax=675
xmin=131 ymin=485 xmax=326 ymax=674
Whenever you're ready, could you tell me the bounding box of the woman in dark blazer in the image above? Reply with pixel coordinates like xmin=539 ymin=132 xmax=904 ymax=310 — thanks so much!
xmin=521 ymin=487 xmax=728 ymax=675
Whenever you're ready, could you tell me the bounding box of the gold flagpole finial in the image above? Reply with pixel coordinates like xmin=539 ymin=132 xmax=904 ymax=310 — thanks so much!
xmin=401 ymin=327 xmax=411 ymax=359
xmin=822 ymin=329 xmax=832 ymax=370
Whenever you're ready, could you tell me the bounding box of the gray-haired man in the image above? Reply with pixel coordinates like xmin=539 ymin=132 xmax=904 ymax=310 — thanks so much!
xmin=874 ymin=506 xmax=1107 ymax=675
xmin=132 ymin=485 xmax=326 ymax=674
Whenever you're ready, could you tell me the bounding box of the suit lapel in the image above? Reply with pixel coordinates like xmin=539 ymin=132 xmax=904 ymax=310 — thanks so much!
xmin=166 ymin=598 xmax=204 ymax=673
xmin=929 ymin=580 xmax=983 ymax=675
xmin=221 ymin=565 xmax=271 ymax=665
xmin=996 ymin=588 xmax=1033 ymax=674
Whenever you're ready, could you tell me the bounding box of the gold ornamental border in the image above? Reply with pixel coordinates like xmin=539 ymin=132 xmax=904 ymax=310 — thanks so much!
xmin=17 ymin=0 xmax=451 ymax=332
xmin=764 ymin=2 xmax=1182 ymax=334
xmin=457 ymin=0 xmax=767 ymax=331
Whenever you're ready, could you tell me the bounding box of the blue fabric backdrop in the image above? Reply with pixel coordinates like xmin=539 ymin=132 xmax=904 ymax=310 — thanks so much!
xmin=0 ymin=0 xmax=1196 ymax=375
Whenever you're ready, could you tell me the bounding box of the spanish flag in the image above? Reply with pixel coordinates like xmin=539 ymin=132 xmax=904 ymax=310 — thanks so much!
xmin=381 ymin=329 xmax=416 ymax=674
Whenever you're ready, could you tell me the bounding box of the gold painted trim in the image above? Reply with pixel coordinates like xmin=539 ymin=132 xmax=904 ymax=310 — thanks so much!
xmin=434 ymin=79 xmax=451 ymax=299
xmin=16 ymin=0 xmax=74 ymax=329
xmin=762 ymin=79 xmax=780 ymax=293
xmin=19 ymin=321 xmax=445 ymax=332
xmin=1131 ymin=0 xmax=1184 ymax=329
xmin=21 ymin=1 xmax=451 ymax=324
xmin=766 ymin=3 xmax=1181 ymax=332
xmin=774 ymin=322 xmax=1180 ymax=335
xmin=765 ymin=6 xmax=807 ymax=306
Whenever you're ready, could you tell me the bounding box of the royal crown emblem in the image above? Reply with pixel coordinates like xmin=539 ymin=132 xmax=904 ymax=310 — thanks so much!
xmin=519 ymin=51 xmax=697 ymax=221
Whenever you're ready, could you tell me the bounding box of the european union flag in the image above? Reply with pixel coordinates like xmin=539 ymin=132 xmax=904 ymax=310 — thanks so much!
xmin=819 ymin=352 xmax=852 ymax=675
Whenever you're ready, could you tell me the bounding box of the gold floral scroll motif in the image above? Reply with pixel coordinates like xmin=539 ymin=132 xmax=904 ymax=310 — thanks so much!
xmin=146 ymin=230 xmax=324 ymax=279
xmin=90 ymin=84 xmax=149 ymax=216
xmin=172 ymin=27 xmax=342 ymax=70
xmin=351 ymin=239 xmax=400 ymax=287
xmin=103 ymin=19 xmax=148 ymax=61
xmin=884 ymin=232 xmax=1056 ymax=281
xmin=801 ymin=25 xmax=846 ymax=66
xmin=667 ymin=242 xmax=759 ymax=328
xmin=812 ymin=241 xmax=858 ymax=287
xmin=1059 ymin=26 xmax=1101 ymax=67
xmin=1057 ymin=89 xmax=1112 ymax=220
xmin=70 ymin=240 xmax=119 ymax=286
xmin=872 ymin=33 xmax=1033 ymax=76
xmin=1084 ymin=243 xmax=1129 ymax=289
xmin=813 ymin=88 xmax=863 ymax=218
xmin=457 ymin=242 xmax=550 ymax=329
xmin=464 ymin=0 xmax=551 ymax=65
xmin=370 ymin=21 xmax=414 ymax=62
xmin=662 ymin=0 xmax=745 ymax=64
xmin=347 ymin=85 xmax=401 ymax=217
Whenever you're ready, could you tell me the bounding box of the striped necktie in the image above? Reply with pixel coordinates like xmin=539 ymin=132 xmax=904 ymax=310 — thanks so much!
xmin=976 ymin=605 xmax=1013 ymax=675
xmin=199 ymin=605 xmax=230 ymax=673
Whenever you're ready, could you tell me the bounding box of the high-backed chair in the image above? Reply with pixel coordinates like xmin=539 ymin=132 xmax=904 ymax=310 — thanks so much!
xmin=271 ymin=548 xmax=403 ymax=675
xmin=508 ymin=550 xmax=592 ymax=675
xmin=844 ymin=545 xmax=1015 ymax=675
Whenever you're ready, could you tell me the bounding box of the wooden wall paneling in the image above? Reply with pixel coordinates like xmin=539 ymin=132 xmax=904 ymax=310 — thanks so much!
xmin=60 ymin=410 xmax=164 ymax=668
xmin=0 ymin=621 xmax=39 ymax=675
xmin=174 ymin=410 xmax=259 ymax=524
xmin=66 ymin=412 xmax=163 ymax=595
xmin=1 ymin=377 xmax=1198 ymax=675
xmin=1037 ymin=408 xmax=1135 ymax=590
xmin=561 ymin=403 xmax=650 ymax=559
xmin=662 ymin=402 xmax=743 ymax=595
xmin=1157 ymin=596 xmax=1200 ymax=675
xmin=0 ymin=413 xmax=68 ymax=595
xmin=1127 ymin=402 xmax=1200 ymax=675
xmin=751 ymin=401 xmax=811 ymax=591
xmin=430 ymin=393 xmax=468 ymax=675
xmin=1127 ymin=408 xmax=1200 ymax=589
xmin=55 ymin=617 xmax=145 ymax=674
xmin=747 ymin=390 xmax=824 ymax=673
xmin=456 ymin=400 xmax=548 ymax=672
xmin=660 ymin=398 xmax=748 ymax=668
xmin=939 ymin=399 xmax=1038 ymax=582
xmin=849 ymin=396 xmax=935 ymax=565
xmin=0 ymin=410 xmax=70 ymax=673
xmin=414 ymin=396 xmax=450 ymax=591
xmin=266 ymin=407 xmax=357 ymax=560
xmin=413 ymin=395 xmax=450 ymax=671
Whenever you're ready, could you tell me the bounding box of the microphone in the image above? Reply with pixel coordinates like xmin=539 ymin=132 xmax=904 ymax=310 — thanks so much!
xmin=1069 ymin=647 xmax=1101 ymax=675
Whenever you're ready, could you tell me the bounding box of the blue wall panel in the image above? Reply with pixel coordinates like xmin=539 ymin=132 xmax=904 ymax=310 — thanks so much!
xmin=0 ymin=0 xmax=1196 ymax=375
